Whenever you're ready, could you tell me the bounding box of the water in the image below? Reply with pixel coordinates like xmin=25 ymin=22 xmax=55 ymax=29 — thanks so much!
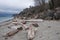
xmin=0 ymin=13 xmax=14 ymax=22
xmin=0 ymin=17 xmax=13 ymax=22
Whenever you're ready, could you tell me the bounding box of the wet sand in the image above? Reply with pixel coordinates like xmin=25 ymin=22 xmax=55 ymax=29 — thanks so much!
xmin=0 ymin=19 xmax=60 ymax=40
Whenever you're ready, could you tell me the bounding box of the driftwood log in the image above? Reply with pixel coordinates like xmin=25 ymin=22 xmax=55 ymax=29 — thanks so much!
xmin=3 ymin=27 xmax=23 ymax=40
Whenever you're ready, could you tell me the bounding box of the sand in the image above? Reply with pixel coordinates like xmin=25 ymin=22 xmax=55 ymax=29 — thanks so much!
xmin=0 ymin=19 xmax=60 ymax=40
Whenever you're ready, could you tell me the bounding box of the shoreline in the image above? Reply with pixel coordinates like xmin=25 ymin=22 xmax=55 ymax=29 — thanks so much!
xmin=0 ymin=18 xmax=60 ymax=27
xmin=0 ymin=19 xmax=60 ymax=26
xmin=0 ymin=18 xmax=13 ymax=27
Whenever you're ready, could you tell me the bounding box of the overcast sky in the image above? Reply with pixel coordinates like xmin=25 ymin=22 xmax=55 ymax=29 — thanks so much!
xmin=0 ymin=0 xmax=34 ymax=14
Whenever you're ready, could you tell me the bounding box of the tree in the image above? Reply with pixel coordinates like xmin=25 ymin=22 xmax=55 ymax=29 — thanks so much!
xmin=34 ymin=0 xmax=45 ymax=6
xmin=49 ymin=0 xmax=60 ymax=9
xmin=49 ymin=0 xmax=55 ymax=9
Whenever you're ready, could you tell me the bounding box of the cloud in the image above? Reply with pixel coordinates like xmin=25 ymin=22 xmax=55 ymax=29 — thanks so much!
xmin=0 ymin=0 xmax=34 ymax=8
xmin=0 ymin=0 xmax=34 ymax=13
xmin=0 ymin=9 xmax=19 ymax=14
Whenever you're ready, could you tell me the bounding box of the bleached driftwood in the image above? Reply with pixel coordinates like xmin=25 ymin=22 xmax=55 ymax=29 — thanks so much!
xmin=27 ymin=26 xmax=35 ymax=40
xmin=3 ymin=27 xmax=23 ymax=40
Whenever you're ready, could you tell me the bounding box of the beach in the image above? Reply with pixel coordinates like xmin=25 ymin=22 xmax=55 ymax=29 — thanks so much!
xmin=0 ymin=19 xmax=60 ymax=40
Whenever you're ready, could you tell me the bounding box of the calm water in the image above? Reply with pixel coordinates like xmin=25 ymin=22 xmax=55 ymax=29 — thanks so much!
xmin=0 ymin=17 xmax=13 ymax=22
xmin=0 ymin=14 xmax=14 ymax=22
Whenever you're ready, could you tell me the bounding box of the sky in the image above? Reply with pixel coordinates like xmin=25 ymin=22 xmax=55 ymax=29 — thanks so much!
xmin=0 ymin=0 xmax=34 ymax=14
